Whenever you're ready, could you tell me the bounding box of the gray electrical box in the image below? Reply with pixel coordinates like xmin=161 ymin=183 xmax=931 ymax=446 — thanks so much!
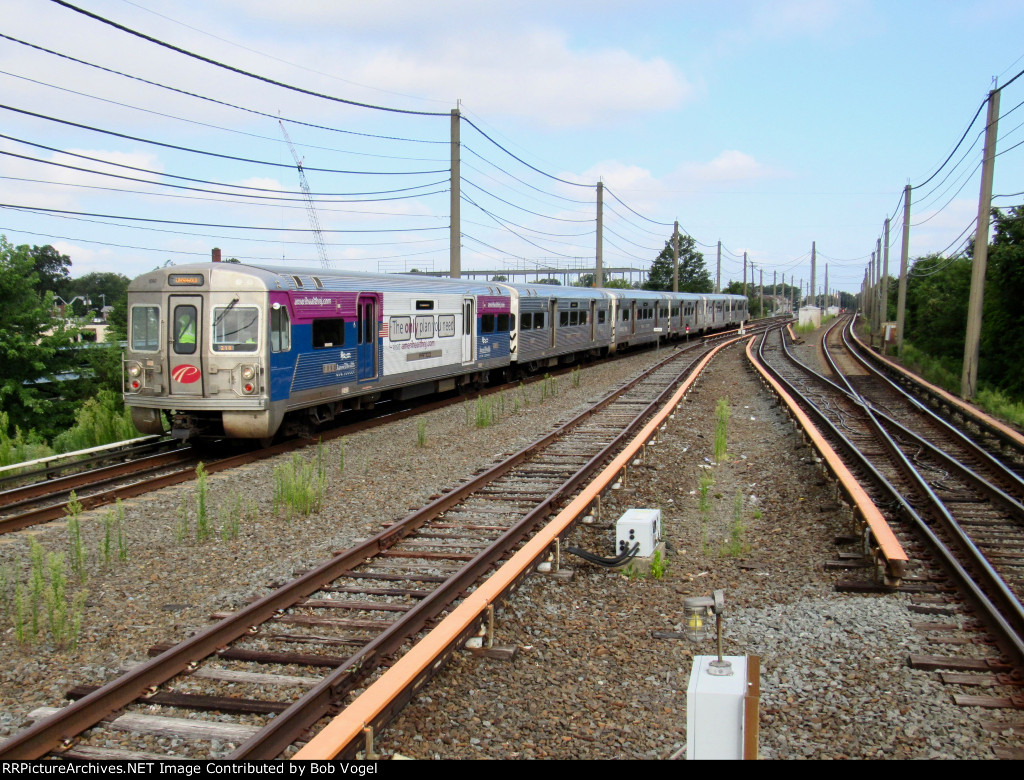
xmin=615 ymin=508 xmax=661 ymax=558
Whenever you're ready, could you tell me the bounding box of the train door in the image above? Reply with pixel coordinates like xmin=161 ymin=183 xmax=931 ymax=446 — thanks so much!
xmin=169 ymin=295 xmax=204 ymax=396
xmin=462 ymin=297 xmax=475 ymax=364
xmin=356 ymin=293 xmax=378 ymax=381
xmin=549 ymin=299 xmax=557 ymax=350
xmin=590 ymin=300 xmax=596 ymax=341
xmin=630 ymin=301 xmax=636 ymax=336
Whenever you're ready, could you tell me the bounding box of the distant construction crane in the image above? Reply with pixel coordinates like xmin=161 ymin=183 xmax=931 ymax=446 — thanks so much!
xmin=279 ymin=119 xmax=331 ymax=269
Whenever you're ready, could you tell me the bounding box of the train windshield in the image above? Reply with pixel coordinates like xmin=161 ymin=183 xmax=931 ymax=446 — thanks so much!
xmin=212 ymin=305 xmax=259 ymax=352
xmin=130 ymin=305 xmax=160 ymax=352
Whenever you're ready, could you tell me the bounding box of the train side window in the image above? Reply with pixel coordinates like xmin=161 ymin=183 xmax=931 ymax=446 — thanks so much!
xmin=534 ymin=313 xmax=545 ymax=329
xmin=569 ymin=311 xmax=579 ymax=326
xmin=415 ymin=315 xmax=435 ymax=339
xmin=622 ymin=309 xmax=630 ymax=321
xmin=497 ymin=314 xmax=510 ymax=331
xmin=172 ymin=305 xmax=197 ymax=355
xmin=521 ymin=312 xmax=533 ymax=329
xmin=437 ymin=315 xmax=456 ymax=338
xmin=390 ymin=316 xmax=411 ymax=341
xmin=672 ymin=306 xmax=679 ymax=318
xmin=313 ymin=318 xmax=345 ymax=349
xmin=131 ymin=305 xmax=160 ymax=352
xmin=598 ymin=309 xmax=606 ymax=324
xmin=560 ymin=311 xmax=569 ymax=327
xmin=271 ymin=305 xmax=291 ymax=352
xmin=481 ymin=314 xmax=495 ymax=333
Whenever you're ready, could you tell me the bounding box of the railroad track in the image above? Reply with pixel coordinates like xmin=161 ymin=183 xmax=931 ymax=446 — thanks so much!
xmin=754 ymin=318 xmax=1024 ymax=670
xmin=0 ymin=324 xmax=772 ymax=760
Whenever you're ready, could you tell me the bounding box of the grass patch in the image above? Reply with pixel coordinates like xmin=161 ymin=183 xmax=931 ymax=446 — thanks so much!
xmin=720 ymin=491 xmax=749 ymax=558
xmin=713 ymin=398 xmax=730 ymax=463
xmin=273 ymin=449 xmax=327 ymax=521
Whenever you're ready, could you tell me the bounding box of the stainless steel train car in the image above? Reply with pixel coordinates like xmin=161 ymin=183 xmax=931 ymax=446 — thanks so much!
xmin=123 ymin=262 xmax=748 ymax=441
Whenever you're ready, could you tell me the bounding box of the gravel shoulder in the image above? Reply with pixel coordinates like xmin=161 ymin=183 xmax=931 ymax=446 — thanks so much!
xmin=2 ymin=335 xmax=1020 ymax=759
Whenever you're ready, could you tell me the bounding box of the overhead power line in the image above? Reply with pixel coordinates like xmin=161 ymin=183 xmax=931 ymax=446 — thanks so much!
xmin=49 ymin=0 xmax=450 ymax=117
xmin=0 ymin=104 xmax=446 ymax=176
xmin=0 ymin=33 xmax=447 ymax=145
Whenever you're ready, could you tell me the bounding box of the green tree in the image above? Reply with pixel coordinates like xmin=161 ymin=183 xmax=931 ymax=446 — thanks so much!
xmin=23 ymin=244 xmax=72 ymax=298
xmin=0 ymin=237 xmax=79 ymax=438
xmin=980 ymin=206 xmax=1024 ymax=396
xmin=534 ymin=278 xmax=561 ymax=285
xmin=573 ymin=273 xmax=637 ymax=288
xmin=66 ymin=272 xmax=131 ymax=317
xmin=490 ymin=274 xmax=508 ymax=282
xmin=643 ymin=235 xmax=713 ymax=292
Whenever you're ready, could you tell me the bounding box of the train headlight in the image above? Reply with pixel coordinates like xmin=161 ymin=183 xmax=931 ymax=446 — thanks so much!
xmin=241 ymin=365 xmax=256 ymax=381
xmin=128 ymin=363 xmax=142 ymax=378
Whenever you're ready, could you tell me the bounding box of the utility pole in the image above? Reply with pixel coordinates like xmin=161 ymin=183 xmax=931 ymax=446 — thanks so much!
xmin=867 ymin=253 xmax=875 ymax=345
xmin=773 ymin=270 xmax=777 ymax=315
xmin=962 ymin=88 xmax=1001 ymax=400
xmin=874 ymin=237 xmax=883 ymax=334
xmin=896 ymin=184 xmax=912 ymax=354
xmin=881 ymin=219 xmax=891 ymax=352
xmin=672 ymin=220 xmax=679 ymax=293
xmin=743 ymin=252 xmax=748 ymax=297
xmin=759 ymin=268 xmax=764 ymax=318
xmin=824 ymin=264 xmax=829 ymax=312
xmin=810 ymin=242 xmax=817 ymax=309
xmin=716 ymin=241 xmax=721 ymax=293
xmin=595 ymin=181 xmax=604 ymax=288
xmin=450 ymin=108 xmax=461 ymax=278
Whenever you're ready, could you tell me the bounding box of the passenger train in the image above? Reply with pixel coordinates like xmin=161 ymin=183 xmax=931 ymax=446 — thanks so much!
xmin=123 ymin=262 xmax=748 ymax=442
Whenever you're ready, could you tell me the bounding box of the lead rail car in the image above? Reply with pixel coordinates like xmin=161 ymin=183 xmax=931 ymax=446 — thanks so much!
xmin=123 ymin=263 xmax=747 ymax=441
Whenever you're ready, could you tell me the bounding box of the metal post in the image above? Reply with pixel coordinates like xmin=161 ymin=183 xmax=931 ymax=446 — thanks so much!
xmin=450 ymin=108 xmax=461 ymax=279
xmin=759 ymin=268 xmax=764 ymax=319
xmin=595 ymin=181 xmax=604 ymax=288
xmin=716 ymin=240 xmax=721 ymax=293
xmin=672 ymin=220 xmax=679 ymax=293
xmin=743 ymin=253 xmax=747 ymax=298
xmin=961 ymin=88 xmax=1001 ymax=400
xmin=810 ymin=242 xmax=816 ymax=310
xmin=896 ymin=184 xmax=912 ymax=354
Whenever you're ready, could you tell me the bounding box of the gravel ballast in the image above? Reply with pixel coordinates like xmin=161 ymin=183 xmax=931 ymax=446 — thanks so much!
xmin=1 ymin=337 xmax=1021 ymax=759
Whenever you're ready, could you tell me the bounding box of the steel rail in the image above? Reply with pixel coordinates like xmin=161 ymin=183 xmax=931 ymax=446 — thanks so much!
xmin=781 ymin=318 xmax=1024 ymax=663
xmin=747 ymin=330 xmax=907 ymax=582
xmin=293 ymin=336 xmax=747 ymax=759
xmin=0 ymin=330 xmax=741 ymax=760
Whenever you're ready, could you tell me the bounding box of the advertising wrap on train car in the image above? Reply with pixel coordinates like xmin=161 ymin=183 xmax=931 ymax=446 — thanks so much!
xmin=289 ymin=293 xmax=355 ymax=319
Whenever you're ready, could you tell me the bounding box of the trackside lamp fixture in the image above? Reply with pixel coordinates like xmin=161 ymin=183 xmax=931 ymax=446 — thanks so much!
xmin=683 ymin=589 xmax=731 ymax=675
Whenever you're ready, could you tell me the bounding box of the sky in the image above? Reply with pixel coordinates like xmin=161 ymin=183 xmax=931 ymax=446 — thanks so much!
xmin=1 ymin=0 xmax=1023 ymax=296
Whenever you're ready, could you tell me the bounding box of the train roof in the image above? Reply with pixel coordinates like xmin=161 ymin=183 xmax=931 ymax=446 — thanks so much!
xmin=129 ymin=263 xmax=511 ymax=297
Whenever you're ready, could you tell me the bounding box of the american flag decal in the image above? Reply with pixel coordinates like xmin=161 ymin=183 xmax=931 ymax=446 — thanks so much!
xmin=379 ymin=321 xmax=388 ymax=339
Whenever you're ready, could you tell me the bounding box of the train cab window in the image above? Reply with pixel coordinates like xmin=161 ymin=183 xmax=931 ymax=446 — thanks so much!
xmin=521 ymin=312 xmax=533 ymax=329
xmin=213 ymin=306 xmax=259 ymax=352
xmin=271 ymin=304 xmax=291 ymax=352
xmin=481 ymin=314 xmax=496 ymax=333
xmin=497 ymin=314 xmax=510 ymax=331
xmin=172 ymin=305 xmax=198 ymax=355
xmin=131 ymin=305 xmax=160 ymax=352
xmin=313 ymin=318 xmax=345 ymax=349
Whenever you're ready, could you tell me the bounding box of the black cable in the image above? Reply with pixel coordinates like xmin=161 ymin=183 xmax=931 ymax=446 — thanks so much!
xmin=459 ymin=195 xmax=594 ymax=238
xmin=458 ymin=196 xmax=588 ymax=258
xmin=460 ymin=115 xmax=593 ymax=188
xmin=602 ymin=185 xmax=674 ymax=228
xmin=0 ymin=104 xmax=447 ymax=176
xmin=0 ymin=175 xmax=447 ymax=217
xmin=0 ymin=68 xmax=449 ymax=163
xmin=462 ymin=178 xmax=594 ymax=223
xmin=0 ymin=143 xmax=449 ymax=200
xmin=461 ymin=160 xmax=594 ymax=217
xmin=462 ymin=144 xmax=594 ymax=205
xmin=911 ymin=97 xmax=986 ymax=191
xmin=1 ymin=203 xmax=449 ymax=234
xmin=565 ymin=543 xmax=640 ymax=568
xmin=50 ymin=0 xmax=450 ymax=117
xmin=0 ymin=32 xmax=447 ymax=145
